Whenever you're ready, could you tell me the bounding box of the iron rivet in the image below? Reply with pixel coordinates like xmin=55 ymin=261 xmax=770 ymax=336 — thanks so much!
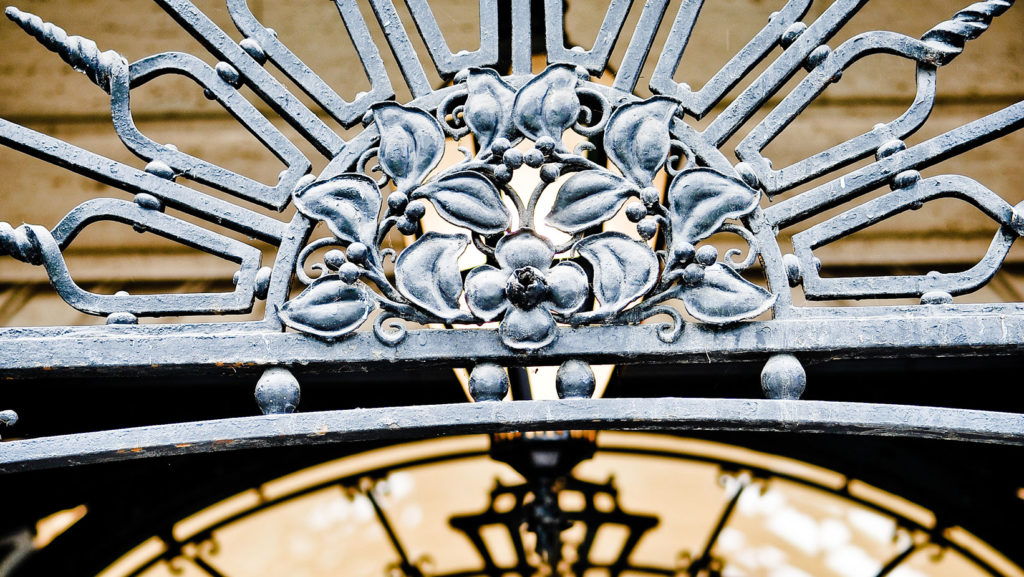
xmin=106 ymin=311 xmax=138 ymax=325
xmin=254 ymin=267 xmax=272 ymax=300
xmin=783 ymin=254 xmax=802 ymax=286
xmin=144 ymin=160 xmax=175 ymax=180
xmin=239 ymin=38 xmax=266 ymax=64
xmin=921 ymin=291 xmax=953 ymax=305
xmin=134 ymin=193 xmax=164 ymax=211
xmin=215 ymin=62 xmax=241 ymax=87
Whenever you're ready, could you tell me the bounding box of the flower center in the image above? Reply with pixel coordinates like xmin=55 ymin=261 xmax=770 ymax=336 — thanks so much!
xmin=506 ymin=266 xmax=549 ymax=310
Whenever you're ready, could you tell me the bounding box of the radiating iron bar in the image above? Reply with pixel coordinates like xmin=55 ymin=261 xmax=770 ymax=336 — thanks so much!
xmin=687 ymin=479 xmax=747 ymax=574
xmin=189 ymin=555 xmax=230 ymax=577
xmin=151 ymin=0 xmax=344 ymax=157
xmin=124 ymin=52 xmax=311 ymax=210
xmin=30 ymin=199 xmax=262 ymax=316
xmin=544 ymin=0 xmax=633 ymax=74
xmin=511 ymin=0 xmax=532 ymax=74
xmin=367 ymin=0 xmax=434 ymax=98
xmin=793 ymin=176 xmax=1018 ymax=299
xmin=363 ymin=485 xmax=424 ymax=577
xmin=0 ymin=119 xmax=285 ymax=244
xmin=2 ymin=399 xmax=1023 ymax=473
xmin=647 ymin=0 xmax=702 ymax=97
xmin=404 ymin=0 xmax=500 ymax=76
xmin=764 ymin=100 xmax=1024 ymax=229
xmin=4 ymin=309 xmax=1024 ymax=376
xmin=872 ymin=543 xmax=921 ymax=577
xmin=226 ymin=0 xmax=394 ymax=128
xmin=703 ymin=0 xmax=868 ymax=147
xmin=736 ymin=30 xmax=940 ymax=195
xmin=612 ymin=0 xmax=670 ymax=93
xmin=651 ymin=0 xmax=813 ymax=119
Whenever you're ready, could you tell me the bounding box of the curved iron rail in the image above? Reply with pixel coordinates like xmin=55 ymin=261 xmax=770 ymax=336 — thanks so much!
xmin=2 ymin=398 xmax=1022 ymax=473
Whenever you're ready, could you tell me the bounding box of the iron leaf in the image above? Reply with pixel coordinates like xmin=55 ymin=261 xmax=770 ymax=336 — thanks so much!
xmin=372 ymin=102 xmax=445 ymax=190
xmin=604 ymin=97 xmax=678 ymax=187
xmin=463 ymin=68 xmax=517 ymax=156
xmin=546 ymin=170 xmax=637 ymax=234
xmin=413 ymin=171 xmax=511 ymax=235
xmin=395 ymin=232 xmax=469 ymax=321
xmin=293 ymin=173 xmax=382 ymax=264
xmin=576 ymin=232 xmax=659 ymax=313
xmin=679 ymin=264 xmax=776 ymax=324
xmin=279 ymin=276 xmax=375 ymax=339
xmin=512 ymin=64 xmax=580 ymax=146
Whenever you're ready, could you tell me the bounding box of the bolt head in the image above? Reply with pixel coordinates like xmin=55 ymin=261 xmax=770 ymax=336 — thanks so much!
xmin=761 ymin=354 xmax=806 ymax=400
xmin=921 ymin=290 xmax=953 ymax=305
xmin=106 ymin=311 xmax=138 ymax=325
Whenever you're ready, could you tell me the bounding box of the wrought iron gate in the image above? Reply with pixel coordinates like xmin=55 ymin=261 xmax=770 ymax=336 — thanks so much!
xmin=0 ymin=0 xmax=1022 ymax=528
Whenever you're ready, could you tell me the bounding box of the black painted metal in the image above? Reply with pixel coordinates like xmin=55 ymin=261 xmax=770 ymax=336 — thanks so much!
xmin=0 ymin=0 xmax=1022 ymax=476
xmin=2 ymin=398 xmax=1023 ymax=473
xmin=36 ymin=440 xmax=1016 ymax=577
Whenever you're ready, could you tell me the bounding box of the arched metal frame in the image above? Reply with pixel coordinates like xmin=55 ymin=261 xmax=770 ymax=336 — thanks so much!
xmin=1 ymin=0 xmax=1023 ymax=470
xmin=86 ymin=435 xmax=1019 ymax=577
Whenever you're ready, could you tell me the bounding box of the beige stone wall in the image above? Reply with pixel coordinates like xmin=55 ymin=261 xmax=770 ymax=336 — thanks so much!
xmin=2 ymin=0 xmax=1023 ymax=324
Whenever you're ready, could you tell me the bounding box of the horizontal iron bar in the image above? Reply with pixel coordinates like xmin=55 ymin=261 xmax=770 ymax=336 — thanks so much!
xmin=2 ymin=398 xmax=1021 ymax=473
xmin=1 ymin=309 xmax=1024 ymax=376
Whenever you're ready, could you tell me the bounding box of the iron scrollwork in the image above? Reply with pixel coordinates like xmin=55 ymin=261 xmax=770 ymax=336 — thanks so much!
xmin=283 ymin=65 xmax=774 ymax=350
xmin=2 ymin=0 xmax=1024 ymax=472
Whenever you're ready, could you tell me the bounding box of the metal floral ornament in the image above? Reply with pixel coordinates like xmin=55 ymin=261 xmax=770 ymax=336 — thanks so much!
xmin=465 ymin=231 xmax=587 ymax=349
xmin=280 ymin=64 xmax=775 ymax=350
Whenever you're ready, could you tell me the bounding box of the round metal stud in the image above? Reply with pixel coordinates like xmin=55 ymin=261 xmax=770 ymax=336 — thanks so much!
xmin=761 ymin=354 xmax=806 ymax=400
xmin=144 ymin=160 xmax=175 ymax=180
xmin=556 ymin=360 xmax=596 ymax=399
xmin=921 ymin=290 xmax=953 ymax=305
xmin=783 ymin=254 xmax=802 ymax=287
xmin=254 ymin=266 xmax=273 ymax=300
xmin=255 ymin=367 xmax=300 ymax=415
xmin=134 ymin=193 xmax=164 ymax=211
xmin=468 ymin=363 xmax=509 ymax=402
xmin=0 ymin=409 xmax=19 ymax=426
xmin=239 ymin=38 xmax=267 ymax=64
xmin=106 ymin=311 xmax=138 ymax=325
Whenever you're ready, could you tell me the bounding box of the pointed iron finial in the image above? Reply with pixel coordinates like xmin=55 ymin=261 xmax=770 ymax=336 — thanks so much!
xmin=5 ymin=6 xmax=125 ymax=91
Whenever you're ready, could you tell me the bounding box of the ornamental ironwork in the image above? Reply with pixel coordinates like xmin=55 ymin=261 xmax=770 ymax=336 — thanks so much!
xmin=1 ymin=0 xmax=1023 ymax=468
